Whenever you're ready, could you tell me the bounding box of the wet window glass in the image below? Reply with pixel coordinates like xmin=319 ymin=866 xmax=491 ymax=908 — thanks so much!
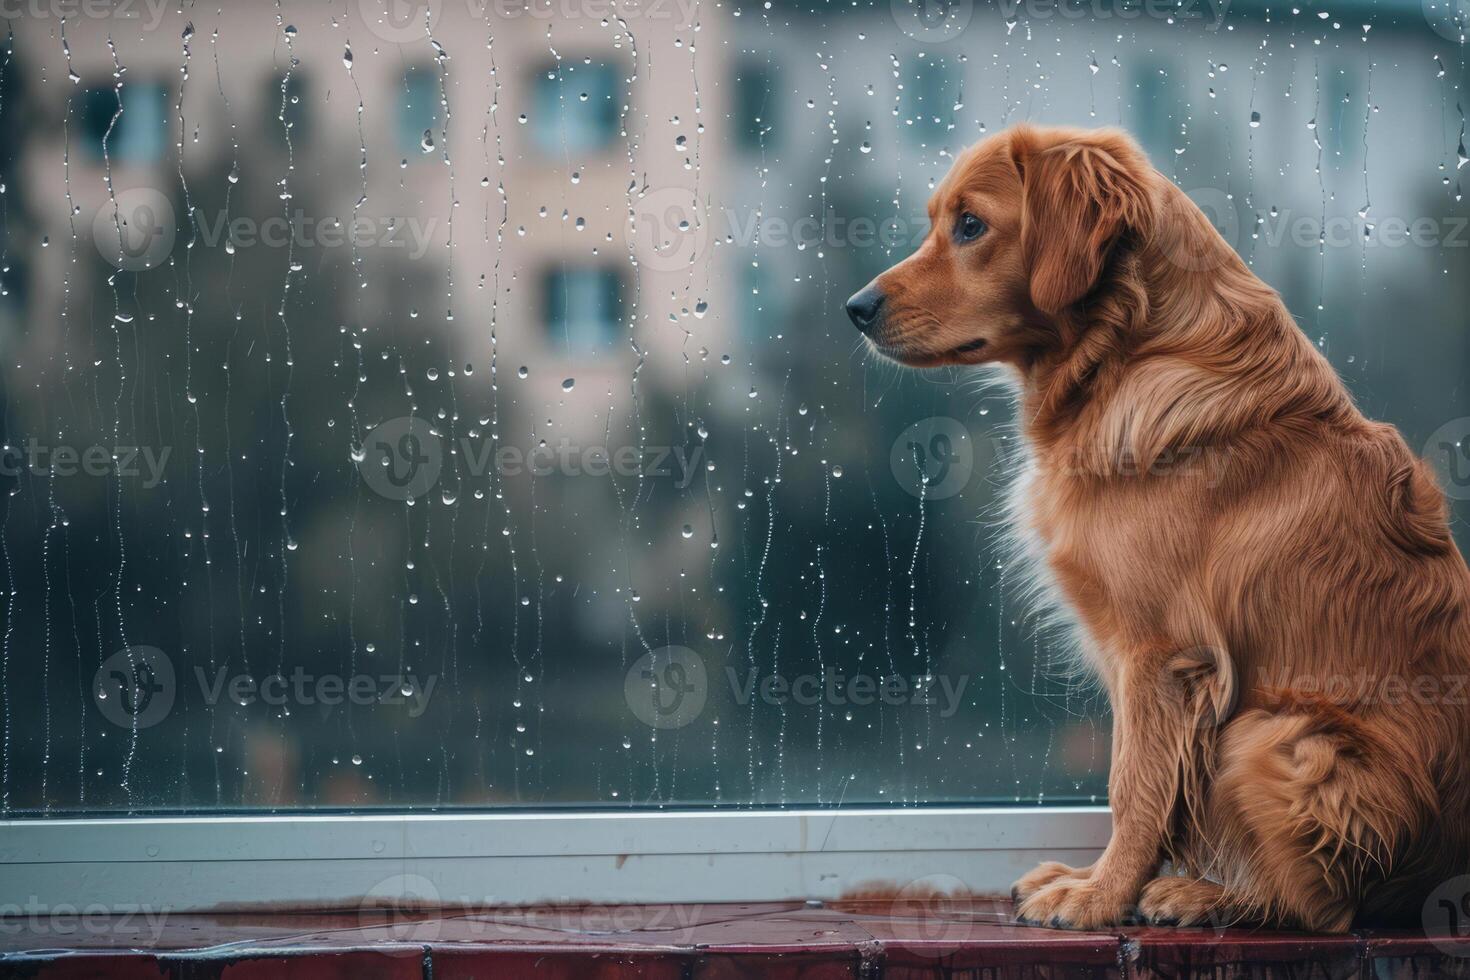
xmin=0 ymin=0 xmax=1465 ymax=815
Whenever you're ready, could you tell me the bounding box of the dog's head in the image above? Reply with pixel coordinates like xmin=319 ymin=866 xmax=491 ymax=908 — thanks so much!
xmin=846 ymin=124 xmax=1157 ymax=367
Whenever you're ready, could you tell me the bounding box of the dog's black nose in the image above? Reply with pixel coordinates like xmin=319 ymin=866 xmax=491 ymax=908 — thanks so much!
xmin=845 ymin=285 xmax=885 ymax=335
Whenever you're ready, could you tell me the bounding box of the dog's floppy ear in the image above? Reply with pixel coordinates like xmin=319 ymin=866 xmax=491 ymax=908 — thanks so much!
xmin=1015 ymin=129 xmax=1155 ymax=315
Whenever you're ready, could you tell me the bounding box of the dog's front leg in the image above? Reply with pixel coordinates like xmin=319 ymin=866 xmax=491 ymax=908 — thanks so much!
xmin=1015 ymin=647 xmax=1216 ymax=930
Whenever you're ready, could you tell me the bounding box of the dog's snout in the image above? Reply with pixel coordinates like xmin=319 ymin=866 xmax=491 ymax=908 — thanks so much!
xmin=845 ymin=285 xmax=886 ymax=335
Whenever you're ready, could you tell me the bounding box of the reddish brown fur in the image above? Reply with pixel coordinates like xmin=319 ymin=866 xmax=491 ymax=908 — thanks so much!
xmin=858 ymin=123 xmax=1470 ymax=932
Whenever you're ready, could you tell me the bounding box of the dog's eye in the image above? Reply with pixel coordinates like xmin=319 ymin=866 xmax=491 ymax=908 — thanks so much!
xmin=956 ymin=212 xmax=987 ymax=243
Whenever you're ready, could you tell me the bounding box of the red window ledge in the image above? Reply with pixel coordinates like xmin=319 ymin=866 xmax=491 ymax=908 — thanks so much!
xmin=0 ymin=898 xmax=1462 ymax=979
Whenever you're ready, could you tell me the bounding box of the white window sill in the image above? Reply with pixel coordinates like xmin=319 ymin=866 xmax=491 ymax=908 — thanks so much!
xmin=0 ymin=806 xmax=1110 ymax=912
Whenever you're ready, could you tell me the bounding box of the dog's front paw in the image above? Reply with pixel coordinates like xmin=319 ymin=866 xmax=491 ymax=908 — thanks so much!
xmin=1010 ymin=860 xmax=1090 ymax=905
xmin=1015 ymin=876 xmax=1132 ymax=930
xmin=1137 ymin=877 xmax=1228 ymax=927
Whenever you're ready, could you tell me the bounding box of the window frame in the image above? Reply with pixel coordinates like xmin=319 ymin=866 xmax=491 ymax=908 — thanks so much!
xmin=0 ymin=806 xmax=1109 ymax=912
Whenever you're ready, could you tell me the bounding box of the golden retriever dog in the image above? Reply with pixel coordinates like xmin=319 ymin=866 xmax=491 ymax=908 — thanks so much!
xmin=846 ymin=123 xmax=1470 ymax=933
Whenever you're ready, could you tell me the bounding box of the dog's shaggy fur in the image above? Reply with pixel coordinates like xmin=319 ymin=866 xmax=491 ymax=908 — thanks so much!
xmin=852 ymin=123 xmax=1470 ymax=932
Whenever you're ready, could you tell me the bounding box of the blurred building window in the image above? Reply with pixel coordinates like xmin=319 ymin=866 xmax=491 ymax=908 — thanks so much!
xmin=734 ymin=61 xmax=778 ymax=152
xmin=80 ymin=83 xmax=166 ymax=163
xmin=1324 ymin=65 xmax=1362 ymax=161
xmin=399 ymin=68 xmax=441 ymax=157
xmin=532 ymin=61 xmax=620 ymax=156
xmin=1128 ymin=61 xmax=1178 ymax=162
xmin=902 ymin=55 xmax=956 ymax=145
xmin=545 ymin=267 xmax=623 ymax=351
xmin=829 ymin=187 xmax=911 ymax=285
xmin=738 ymin=259 xmax=771 ymax=341
xmin=265 ymin=71 xmax=311 ymax=147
